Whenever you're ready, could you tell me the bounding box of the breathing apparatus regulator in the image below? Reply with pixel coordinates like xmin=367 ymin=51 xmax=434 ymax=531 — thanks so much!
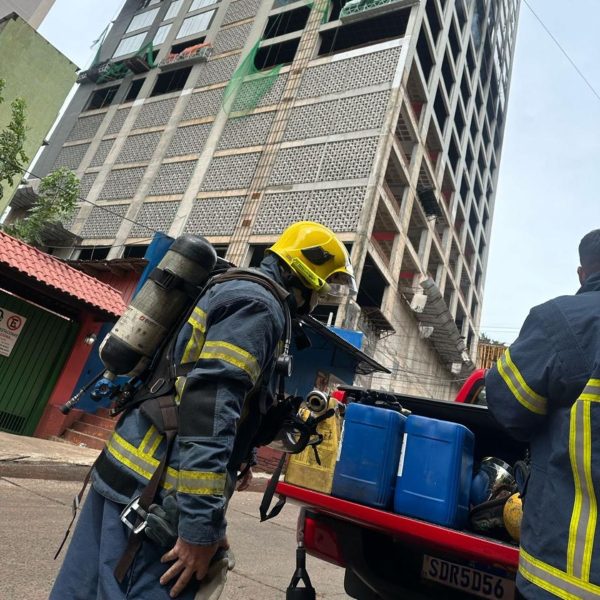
xmin=469 ymin=457 xmax=518 ymax=533
xmin=60 ymin=235 xmax=218 ymax=414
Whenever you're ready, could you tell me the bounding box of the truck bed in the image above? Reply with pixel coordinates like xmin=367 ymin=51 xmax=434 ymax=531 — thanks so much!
xmin=277 ymin=482 xmax=518 ymax=570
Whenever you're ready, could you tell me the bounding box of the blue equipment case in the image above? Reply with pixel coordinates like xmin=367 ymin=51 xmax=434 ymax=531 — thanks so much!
xmin=332 ymin=403 xmax=406 ymax=508
xmin=394 ymin=414 xmax=474 ymax=529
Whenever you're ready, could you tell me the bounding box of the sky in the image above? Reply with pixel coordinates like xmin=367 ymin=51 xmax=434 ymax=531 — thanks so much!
xmin=38 ymin=0 xmax=600 ymax=345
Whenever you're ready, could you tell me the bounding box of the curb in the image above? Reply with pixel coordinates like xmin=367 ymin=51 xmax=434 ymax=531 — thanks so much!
xmin=0 ymin=461 xmax=92 ymax=482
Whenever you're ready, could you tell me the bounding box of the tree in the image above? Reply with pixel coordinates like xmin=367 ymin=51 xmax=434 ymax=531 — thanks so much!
xmin=3 ymin=168 xmax=80 ymax=247
xmin=479 ymin=332 xmax=505 ymax=346
xmin=0 ymin=78 xmax=28 ymax=201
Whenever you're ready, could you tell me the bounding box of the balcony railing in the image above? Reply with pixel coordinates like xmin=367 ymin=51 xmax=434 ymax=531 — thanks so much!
xmin=159 ymin=43 xmax=213 ymax=70
xmin=339 ymin=0 xmax=418 ymax=22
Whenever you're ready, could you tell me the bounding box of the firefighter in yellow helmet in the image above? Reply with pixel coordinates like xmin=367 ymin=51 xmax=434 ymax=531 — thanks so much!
xmin=268 ymin=220 xmax=357 ymax=313
xmin=51 ymin=221 xmax=355 ymax=600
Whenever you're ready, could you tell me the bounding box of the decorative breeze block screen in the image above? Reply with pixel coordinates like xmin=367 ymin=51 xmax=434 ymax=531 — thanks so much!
xmin=167 ymin=123 xmax=213 ymax=157
xmin=298 ymin=46 xmax=402 ymax=99
xmin=90 ymin=139 xmax=115 ymax=167
xmin=53 ymin=143 xmax=90 ymax=170
xmin=105 ymin=108 xmax=130 ymax=135
xmin=81 ymin=204 xmax=128 ymax=238
xmin=129 ymin=201 xmax=179 ymax=237
xmin=66 ymin=113 xmax=106 ymax=142
xmin=98 ymin=167 xmax=146 ymax=200
xmin=196 ymin=54 xmax=240 ymax=88
xmin=253 ymin=187 xmax=367 ymax=234
xmin=222 ymin=0 xmax=260 ymax=25
xmin=133 ymin=98 xmax=179 ymax=130
xmin=184 ymin=196 xmax=245 ymax=236
xmin=200 ymin=152 xmax=261 ymax=191
xmin=213 ymin=22 xmax=252 ymax=55
xmin=117 ymin=132 xmax=163 ymax=164
xmin=148 ymin=161 xmax=196 ymax=196
xmin=283 ymin=90 xmax=391 ymax=141
xmin=269 ymin=137 xmax=379 ymax=185
xmin=181 ymin=88 xmax=224 ymax=121
xmin=217 ymin=112 xmax=275 ymax=150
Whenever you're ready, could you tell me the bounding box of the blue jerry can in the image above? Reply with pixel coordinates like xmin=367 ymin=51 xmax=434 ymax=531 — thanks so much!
xmin=332 ymin=403 xmax=406 ymax=508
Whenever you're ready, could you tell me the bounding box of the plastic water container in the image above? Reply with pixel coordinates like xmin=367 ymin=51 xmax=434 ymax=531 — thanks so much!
xmin=332 ymin=403 xmax=406 ymax=508
xmin=394 ymin=415 xmax=474 ymax=529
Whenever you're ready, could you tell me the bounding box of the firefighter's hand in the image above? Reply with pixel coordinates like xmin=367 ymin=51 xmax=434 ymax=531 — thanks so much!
xmin=160 ymin=537 xmax=227 ymax=598
xmin=237 ymin=465 xmax=253 ymax=491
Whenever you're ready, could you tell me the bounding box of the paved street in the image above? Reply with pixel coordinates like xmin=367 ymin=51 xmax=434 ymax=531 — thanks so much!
xmin=0 ymin=477 xmax=347 ymax=599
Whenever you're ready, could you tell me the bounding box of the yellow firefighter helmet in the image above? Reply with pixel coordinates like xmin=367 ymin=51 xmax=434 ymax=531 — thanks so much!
xmin=503 ymin=493 xmax=523 ymax=543
xmin=268 ymin=221 xmax=357 ymax=296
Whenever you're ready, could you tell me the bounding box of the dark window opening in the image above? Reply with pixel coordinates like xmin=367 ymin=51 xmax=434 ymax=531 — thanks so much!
xmin=434 ymin=89 xmax=448 ymax=132
xmin=326 ymin=0 xmax=344 ymax=22
xmin=318 ymin=9 xmax=410 ymax=56
xmin=85 ymin=85 xmax=119 ymax=111
xmin=466 ymin=44 xmax=476 ymax=74
xmin=482 ymin=206 xmax=489 ymax=230
xmin=473 ymin=174 xmax=483 ymax=203
xmin=448 ymin=20 xmax=461 ymax=63
xmin=123 ymin=244 xmax=149 ymax=258
xmin=170 ymin=36 xmax=206 ymax=55
xmin=461 ymin=71 xmax=470 ymax=109
xmin=469 ymin=205 xmax=478 ymax=234
xmin=454 ymin=104 xmax=465 ymax=140
xmin=255 ymin=38 xmax=299 ymax=69
xmin=150 ymin=66 xmax=192 ymax=96
xmin=448 ymin=135 xmax=460 ymax=172
xmin=456 ymin=0 xmax=468 ymax=29
xmin=441 ymin=53 xmax=454 ymax=95
xmin=416 ymin=29 xmax=435 ymax=83
xmin=465 ymin=143 xmax=474 ymax=174
xmin=212 ymin=245 xmax=228 ymax=259
xmin=125 ymin=78 xmax=145 ymax=102
xmin=478 ymin=147 xmax=486 ymax=176
xmin=249 ymin=244 xmax=269 ymax=267
xmin=264 ymin=6 xmax=310 ymax=39
xmin=311 ymin=304 xmax=339 ymax=325
xmin=425 ymin=0 xmax=442 ymax=45
xmin=77 ymin=247 xmax=110 ymax=260
xmin=357 ymin=255 xmax=386 ymax=310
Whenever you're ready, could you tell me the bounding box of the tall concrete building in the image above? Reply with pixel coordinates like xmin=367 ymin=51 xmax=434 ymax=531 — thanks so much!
xmin=0 ymin=0 xmax=55 ymax=28
xmin=30 ymin=0 xmax=520 ymax=399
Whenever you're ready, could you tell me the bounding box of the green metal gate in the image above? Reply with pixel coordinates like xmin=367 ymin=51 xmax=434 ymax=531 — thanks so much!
xmin=0 ymin=291 xmax=78 ymax=436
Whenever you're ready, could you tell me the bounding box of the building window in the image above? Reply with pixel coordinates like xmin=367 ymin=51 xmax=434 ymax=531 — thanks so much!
xmin=126 ymin=7 xmax=160 ymax=33
xmin=263 ymin=6 xmax=310 ymax=40
xmin=123 ymin=244 xmax=149 ymax=258
xmin=77 ymin=247 xmax=111 ymax=260
xmin=125 ymin=78 xmax=145 ymax=101
xmin=114 ymin=33 xmax=147 ymax=58
xmin=165 ymin=0 xmax=184 ymax=20
xmin=154 ymin=23 xmax=172 ymax=44
xmin=177 ymin=10 xmax=215 ymax=39
xmin=150 ymin=66 xmax=192 ymax=96
xmin=255 ymin=38 xmax=299 ymax=69
xmin=189 ymin=0 xmax=217 ymax=11
xmin=85 ymin=85 xmax=119 ymax=111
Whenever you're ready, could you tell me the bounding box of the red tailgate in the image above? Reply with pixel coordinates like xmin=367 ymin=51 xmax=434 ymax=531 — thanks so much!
xmin=277 ymin=482 xmax=519 ymax=570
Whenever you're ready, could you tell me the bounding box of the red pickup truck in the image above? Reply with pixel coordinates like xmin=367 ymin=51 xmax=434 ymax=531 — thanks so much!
xmin=277 ymin=371 xmax=527 ymax=600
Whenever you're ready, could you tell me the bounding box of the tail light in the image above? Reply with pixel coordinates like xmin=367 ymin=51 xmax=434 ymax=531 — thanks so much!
xmin=301 ymin=510 xmax=346 ymax=567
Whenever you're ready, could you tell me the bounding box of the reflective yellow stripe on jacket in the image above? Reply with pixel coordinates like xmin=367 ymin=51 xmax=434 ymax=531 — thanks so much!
xmin=176 ymin=307 xmax=208 ymax=398
xmin=567 ymin=380 xmax=600 ymax=581
xmin=106 ymin=427 xmax=226 ymax=495
xmin=200 ymin=341 xmax=261 ymax=384
xmin=497 ymin=349 xmax=548 ymax=415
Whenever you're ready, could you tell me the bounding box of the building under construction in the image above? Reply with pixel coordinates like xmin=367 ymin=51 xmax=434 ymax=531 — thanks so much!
xmin=23 ymin=0 xmax=521 ymax=399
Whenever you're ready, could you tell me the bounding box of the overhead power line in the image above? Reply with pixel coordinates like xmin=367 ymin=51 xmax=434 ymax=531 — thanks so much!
xmin=523 ymin=0 xmax=600 ymax=105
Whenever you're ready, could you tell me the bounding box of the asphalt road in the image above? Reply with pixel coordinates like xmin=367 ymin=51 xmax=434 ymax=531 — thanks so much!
xmin=0 ymin=477 xmax=347 ymax=599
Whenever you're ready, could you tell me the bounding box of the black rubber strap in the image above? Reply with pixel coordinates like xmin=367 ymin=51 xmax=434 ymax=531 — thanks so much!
xmin=259 ymin=453 xmax=287 ymax=522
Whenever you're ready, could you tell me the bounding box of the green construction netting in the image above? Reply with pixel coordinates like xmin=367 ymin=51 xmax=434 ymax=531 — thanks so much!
xmin=340 ymin=0 xmax=402 ymax=18
xmin=223 ymin=42 xmax=282 ymax=116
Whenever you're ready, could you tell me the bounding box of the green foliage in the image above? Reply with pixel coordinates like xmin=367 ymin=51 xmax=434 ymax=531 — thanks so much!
xmin=0 ymin=78 xmax=29 ymax=201
xmin=479 ymin=332 xmax=505 ymax=346
xmin=3 ymin=168 xmax=80 ymax=247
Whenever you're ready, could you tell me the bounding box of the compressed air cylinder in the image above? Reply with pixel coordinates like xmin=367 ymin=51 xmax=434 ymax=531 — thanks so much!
xmin=99 ymin=235 xmax=217 ymax=377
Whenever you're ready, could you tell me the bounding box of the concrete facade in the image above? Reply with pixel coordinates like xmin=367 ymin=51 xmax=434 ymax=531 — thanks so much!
xmin=32 ymin=0 xmax=520 ymax=399
xmin=0 ymin=13 xmax=76 ymax=212
xmin=0 ymin=0 xmax=54 ymax=28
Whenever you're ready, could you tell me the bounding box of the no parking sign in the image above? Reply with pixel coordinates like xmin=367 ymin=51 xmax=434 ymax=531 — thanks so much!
xmin=0 ymin=307 xmax=27 ymax=357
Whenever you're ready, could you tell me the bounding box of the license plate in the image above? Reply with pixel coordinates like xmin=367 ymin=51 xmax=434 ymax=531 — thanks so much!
xmin=421 ymin=555 xmax=515 ymax=599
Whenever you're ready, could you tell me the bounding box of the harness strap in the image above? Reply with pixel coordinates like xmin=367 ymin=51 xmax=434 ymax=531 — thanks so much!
xmin=114 ymin=396 xmax=179 ymax=583
xmin=259 ymin=453 xmax=287 ymax=522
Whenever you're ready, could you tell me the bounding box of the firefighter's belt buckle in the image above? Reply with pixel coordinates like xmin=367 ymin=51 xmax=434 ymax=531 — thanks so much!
xmin=120 ymin=496 xmax=148 ymax=535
